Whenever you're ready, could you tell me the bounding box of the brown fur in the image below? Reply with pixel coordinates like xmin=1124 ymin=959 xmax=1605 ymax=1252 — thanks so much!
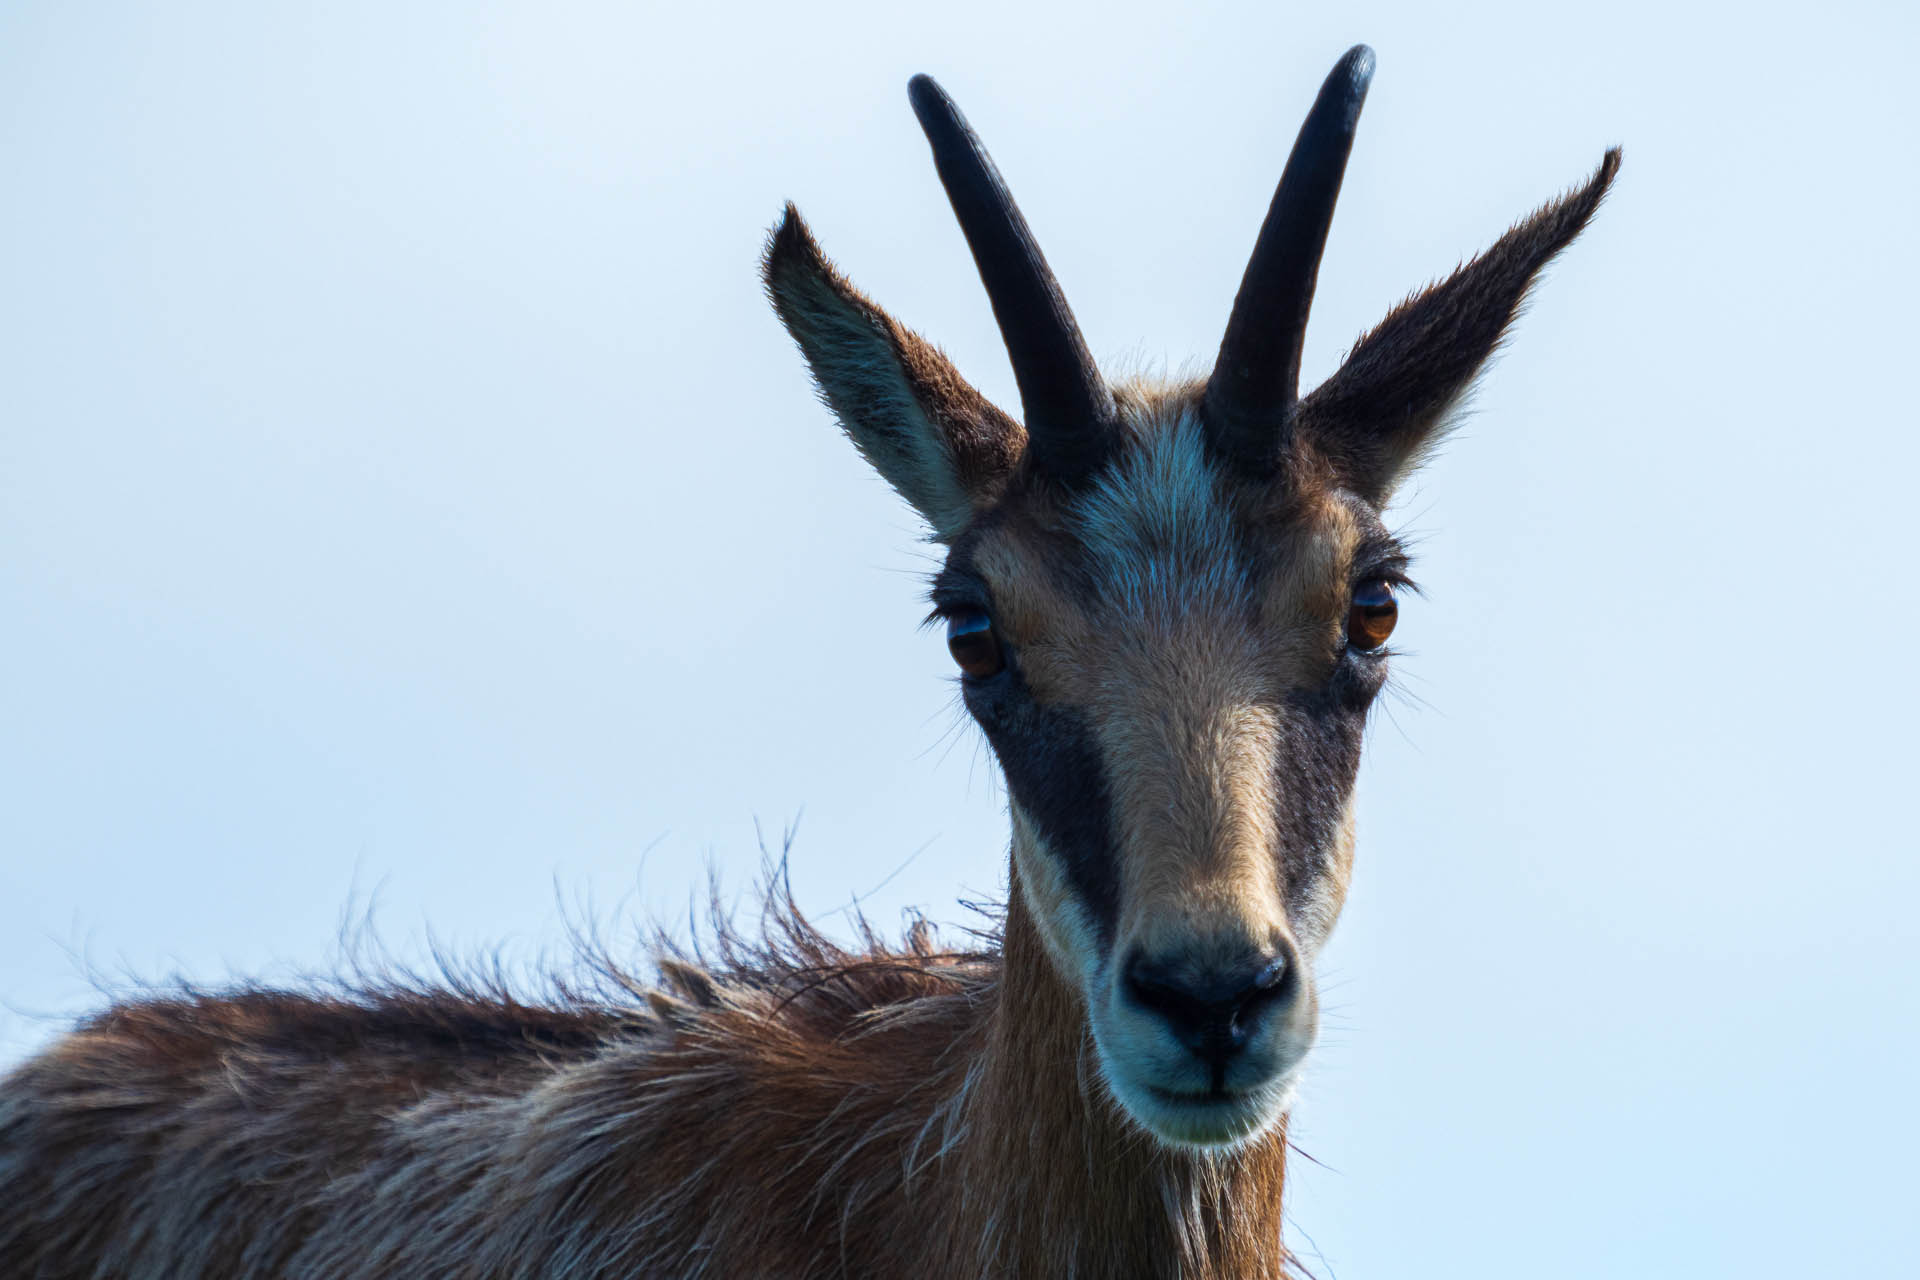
xmin=1 ymin=72 xmax=1616 ymax=1280
xmin=1 ymin=893 xmax=1286 ymax=1278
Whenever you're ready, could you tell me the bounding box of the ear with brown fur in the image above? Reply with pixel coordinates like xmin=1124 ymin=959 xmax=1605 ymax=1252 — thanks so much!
xmin=764 ymin=205 xmax=1024 ymax=541
xmin=1296 ymin=149 xmax=1620 ymax=504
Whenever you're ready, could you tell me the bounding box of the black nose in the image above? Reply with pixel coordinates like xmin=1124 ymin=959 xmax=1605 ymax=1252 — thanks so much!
xmin=1123 ymin=946 xmax=1297 ymax=1065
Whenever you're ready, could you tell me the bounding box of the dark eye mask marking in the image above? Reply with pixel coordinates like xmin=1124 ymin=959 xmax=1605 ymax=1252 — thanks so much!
xmin=967 ymin=666 xmax=1118 ymax=946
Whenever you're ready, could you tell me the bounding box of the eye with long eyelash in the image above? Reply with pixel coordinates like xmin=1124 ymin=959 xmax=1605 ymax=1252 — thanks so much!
xmin=945 ymin=610 xmax=1004 ymax=678
xmin=1346 ymin=580 xmax=1399 ymax=652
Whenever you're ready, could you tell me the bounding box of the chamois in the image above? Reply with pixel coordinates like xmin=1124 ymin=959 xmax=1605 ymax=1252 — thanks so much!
xmin=0 ymin=46 xmax=1616 ymax=1279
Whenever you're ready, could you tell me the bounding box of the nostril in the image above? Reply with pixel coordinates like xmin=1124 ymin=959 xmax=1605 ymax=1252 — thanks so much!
xmin=1125 ymin=966 xmax=1210 ymax=1056
xmin=1231 ymin=956 xmax=1293 ymax=1033
xmin=1122 ymin=949 xmax=1295 ymax=1061
xmin=1124 ymin=957 xmax=1199 ymax=1027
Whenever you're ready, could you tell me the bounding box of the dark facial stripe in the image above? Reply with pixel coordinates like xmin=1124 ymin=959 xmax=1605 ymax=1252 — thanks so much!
xmin=964 ymin=664 xmax=1118 ymax=945
xmin=1274 ymin=681 xmax=1371 ymax=915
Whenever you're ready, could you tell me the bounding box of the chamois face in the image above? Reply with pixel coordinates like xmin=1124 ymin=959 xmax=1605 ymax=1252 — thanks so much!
xmin=764 ymin=52 xmax=1615 ymax=1151
xmin=933 ymin=387 xmax=1403 ymax=1146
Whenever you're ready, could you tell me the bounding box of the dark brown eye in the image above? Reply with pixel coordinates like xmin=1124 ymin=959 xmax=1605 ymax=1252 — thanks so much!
xmin=946 ymin=611 xmax=1003 ymax=678
xmin=1347 ymin=580 xmax=1398 ymax=652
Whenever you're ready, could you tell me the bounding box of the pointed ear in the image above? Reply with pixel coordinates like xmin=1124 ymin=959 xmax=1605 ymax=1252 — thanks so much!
xmin=763 ymin=205 xmax=1024 ymax=541
xmin=1296 ymin=149 xmax=1620 ymax=504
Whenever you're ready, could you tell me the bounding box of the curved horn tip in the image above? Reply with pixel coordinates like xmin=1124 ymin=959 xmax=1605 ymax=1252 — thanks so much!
xmin=907 ymin=75 xmax=978 ymax=163
xmin=907 ymin=74 xmax=955 ymax=125
xmin=1337 ymin=44 xmax=1376 ymax=85
xmin=1325 ymin=45 xmax=1377 ymax=126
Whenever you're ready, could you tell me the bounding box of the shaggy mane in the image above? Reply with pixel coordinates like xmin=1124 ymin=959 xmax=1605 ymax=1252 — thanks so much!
xmin=62 ymin=872 xmax=1003 ymax=1092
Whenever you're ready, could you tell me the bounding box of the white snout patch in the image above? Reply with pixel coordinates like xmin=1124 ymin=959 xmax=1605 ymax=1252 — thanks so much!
xmin=1088 ymin=965 xmax=1317 ymax=1150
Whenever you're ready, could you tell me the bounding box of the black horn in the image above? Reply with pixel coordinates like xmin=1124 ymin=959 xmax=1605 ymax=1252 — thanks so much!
xmin=1205 ymin=45 xmax=1375 ymax=472
xmin=908 ymin=74 xmax=1117 ymax=483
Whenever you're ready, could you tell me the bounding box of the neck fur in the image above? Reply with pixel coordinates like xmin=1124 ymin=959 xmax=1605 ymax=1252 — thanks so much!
xmin=921 ymin=861 xmax=1292 ymax=1278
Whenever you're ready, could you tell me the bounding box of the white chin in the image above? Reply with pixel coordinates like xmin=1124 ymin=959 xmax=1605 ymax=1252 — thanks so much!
xmin=1105 ymin=1069 xmax=1297 ymax=1151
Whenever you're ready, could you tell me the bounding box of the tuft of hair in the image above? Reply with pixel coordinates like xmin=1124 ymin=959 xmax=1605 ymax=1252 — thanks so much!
xmin=0 ymin=875 xmax=997 ymax=1279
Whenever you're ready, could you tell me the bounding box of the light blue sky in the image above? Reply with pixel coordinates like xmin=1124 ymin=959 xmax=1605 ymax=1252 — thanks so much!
xmin=3 ymin=2 xmax=1915 ymax=1274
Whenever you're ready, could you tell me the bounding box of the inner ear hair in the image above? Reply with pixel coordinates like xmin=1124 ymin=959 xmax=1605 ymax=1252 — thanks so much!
xmin=763 ymin=205 xmax=1025 ymax=541
xmin=1295 ymin=149 xmax=1620 ymax=505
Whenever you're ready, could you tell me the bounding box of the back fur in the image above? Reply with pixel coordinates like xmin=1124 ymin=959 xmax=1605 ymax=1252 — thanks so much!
xmin=0 ymin=888 xmax=1293 ymax=1279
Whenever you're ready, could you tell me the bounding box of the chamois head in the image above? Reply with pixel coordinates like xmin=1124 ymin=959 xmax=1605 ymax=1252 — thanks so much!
xmin=766 ymin=47 xmax=1615 ymax=1151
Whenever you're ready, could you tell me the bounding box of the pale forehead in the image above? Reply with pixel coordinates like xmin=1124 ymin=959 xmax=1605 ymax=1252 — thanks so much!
xmin=1072 ymin=411 xmax=1248 ymax=616
xmin=970 ymin=407 xmax=1365 ymax=644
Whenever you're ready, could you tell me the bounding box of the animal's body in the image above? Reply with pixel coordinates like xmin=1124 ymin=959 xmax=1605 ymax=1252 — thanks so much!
xmin=0 ymin=909 xmax=1286 ymax=1277
xmin=0 ymin=47 xmax=1615 ymax=1279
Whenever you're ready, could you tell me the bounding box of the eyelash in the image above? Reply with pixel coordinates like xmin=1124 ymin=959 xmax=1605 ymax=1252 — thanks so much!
xmin=927 ymin=570 xmax=1419 ymax=629
xmin=1356 ymin=563 xmax=1418 ymax=592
